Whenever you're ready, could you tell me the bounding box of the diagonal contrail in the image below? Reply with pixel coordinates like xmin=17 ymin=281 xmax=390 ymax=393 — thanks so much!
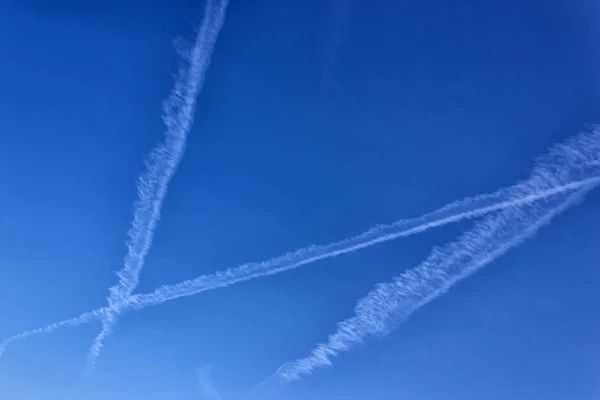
xmin=1 ymin=177 xmax=593 ymax=358
xmin=85 ymin=0 xmax=230 ymax=372
xmin=252 ymin=185 xmax=593 ymax=389
xmin=126 ymin=128 xmax=600 ymax=309
xmin=0 ymin=176 xmax=592 ymax=355
xmin=1 ymin=129 xmax=598 ymax=362
xmin=0 ymin=310 xmax=103 ymax=357
xmin=248 ymin=129 xmax=600 ymax=387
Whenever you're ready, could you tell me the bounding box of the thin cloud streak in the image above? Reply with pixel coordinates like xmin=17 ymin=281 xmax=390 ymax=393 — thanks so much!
xmin=256 ymin=186 xmax=593 ymax=388
xmin=197 ymin=364 xmax=223 ymax=400
xmin=85 ymin=0 xmax=230 ymax=372
xmin=1 ymin=129 xmax=598 ymax=361
xmin=251 ymin=129 xmax=600 ymax=387
xmin=129 ymin=179 xmax=598 ymax=310
xmin=130 ymin=128 xmax=600 ymax=309
xmin=0 ymin=310 xmax=103 ymax=357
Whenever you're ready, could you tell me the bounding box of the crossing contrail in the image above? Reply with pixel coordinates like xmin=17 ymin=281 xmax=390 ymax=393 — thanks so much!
xmin=2 ymin=177 xmax=592 ymax=357
xmin=128 ymin=128 xmax=600 ymax=310
xmin=85 ymin=0 xmax=230 ymax=372
xmin=252 ymin=185 xmax=592 ymax=388
xmin=248 ymin=129 xmax=600 ymax=388
xmin=1 ymin=129 xmax=598 ymax=365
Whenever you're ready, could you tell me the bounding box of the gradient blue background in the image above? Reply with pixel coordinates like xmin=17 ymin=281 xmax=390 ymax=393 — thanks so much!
xmin=1 ymin=0 xmax=599 ymax=399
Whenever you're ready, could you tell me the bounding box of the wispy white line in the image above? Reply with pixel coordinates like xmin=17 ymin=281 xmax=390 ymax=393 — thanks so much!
xmin=254 ymin=186 xmax=593 ymax=388
xmin=1 ymin=178 xmax=590 ymax=357
xmin=129 ymin=128 xmax=600 ymax=310
xmin=128 ymin=179 xmax=597 ymax=310
xmin=0 ymin=310 xmax=103 ymax=357
xmin=197 ymin=364 xmax=223 ymax=400
xmin=3 ymin=178 xmax=589 ymax=358
xmin=1 ymin=129 xmax=598 ymax=362
xmin=85 ymin=0 xmax=230 ymax=372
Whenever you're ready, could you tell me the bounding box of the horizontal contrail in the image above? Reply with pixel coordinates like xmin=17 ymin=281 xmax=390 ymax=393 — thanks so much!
xmin=1 ymin=129 xmax=598 ymax=359
xmin=129 ymin=180 xmax=598 ymax=310
xmin=85 ymin=0 xmax=230 ymax=371
xmin=128 ymin=129 xmax=600 ymax=309
xmin=0 ymin=309 xmax=104 ymax=356
xmin=255 ymin=186 xmax=592 ymax=387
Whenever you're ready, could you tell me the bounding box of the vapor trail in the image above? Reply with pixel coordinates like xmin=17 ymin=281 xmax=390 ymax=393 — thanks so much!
xmin=2 ymin=179 xmax=590 ymax=357
xmin=130 ymin=128 xmax=600 ymax=310
xmin=1 ymin=130 xmax=598 ymax=360
xmin=255 ymin=185 xmax=593 ymax=388
xmin=129 ymin=179 xmax=597 ymax=310
xmin=85 ymin=0 xmax=229 ymax=372
xmin=0 ymin=310 xmax=103 ymax=357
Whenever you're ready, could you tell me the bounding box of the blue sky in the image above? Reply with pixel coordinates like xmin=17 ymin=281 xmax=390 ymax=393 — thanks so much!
xmin=1 ymin=0 xmax=600 ymax=399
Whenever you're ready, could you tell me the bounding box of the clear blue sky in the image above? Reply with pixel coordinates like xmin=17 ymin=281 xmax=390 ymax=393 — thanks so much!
xmin=1 ymin=0 xmax=600 ymax=399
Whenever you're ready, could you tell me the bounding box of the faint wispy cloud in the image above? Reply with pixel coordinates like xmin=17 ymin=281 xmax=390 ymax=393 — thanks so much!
xmin=197 ymin=364 xmax=222 ymax=400
xmin=1 ymin=128 xmax=598 ymax=369
xmin=85 ymin=0 xmax=230 ymax=372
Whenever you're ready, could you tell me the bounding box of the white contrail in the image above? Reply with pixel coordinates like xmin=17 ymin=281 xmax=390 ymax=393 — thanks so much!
xmin=130 ymin=128 xmax=600 ymax=309
xmin=1 ymin=130 xmax=598 ymax=360
xmin=128 ymin=179 xmax=597 ymax=310
xmin=197 ymin=364 xmax=223 ymax=400
xmin=85 ymin=0 xmax=230 ymax=372
xmin=133 ymin=128 xmax=600 ymax=308
xmin=0 ymin=310 xmax=103 ymax=357
xmin=1 ymin=178 xmax=591 ymax=358
xmin=254 ymin=185 xmax=593 ymax=388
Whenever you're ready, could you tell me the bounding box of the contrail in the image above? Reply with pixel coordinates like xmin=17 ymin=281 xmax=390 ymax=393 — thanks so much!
xmin=85 ymin=0 xmax=230 ymax=372
xmin=1 ymin=179 xmax=591 ymax=358
xmin=253 ymin=185 xmax=594 ymax=388
xmin=129 ymin=179 xmax=597 ymax=310
xmin=1 ymin=130 xmax=598 ymax=360
xmin=197 ymin=364 xmax=223 ymax=400
xmin=0 ymin=310 xmax=103 ymax=357
xmin=130 ymin=128 xmax=600 ymax=309
xmin=133 ymin=128 xmax=600 ymax=308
